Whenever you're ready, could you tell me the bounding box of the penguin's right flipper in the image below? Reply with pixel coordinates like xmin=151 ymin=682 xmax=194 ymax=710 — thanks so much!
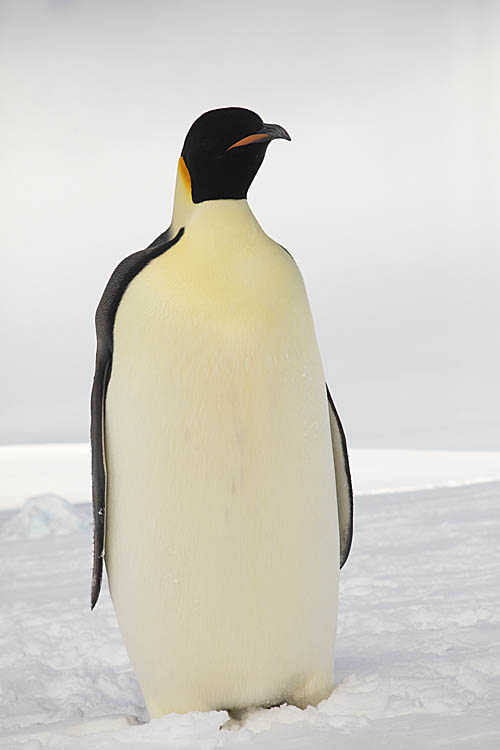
xmin=326 ymin=386 xmax=353 ymax=567
xmin=90 ymin=342 xmax=111 ymax=610
xmin=90 ymin=227 xmax=184 ymax=609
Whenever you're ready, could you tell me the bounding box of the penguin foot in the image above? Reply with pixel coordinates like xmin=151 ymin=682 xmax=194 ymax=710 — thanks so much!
xmin=222 ymin=706 xmax=258 ymax=730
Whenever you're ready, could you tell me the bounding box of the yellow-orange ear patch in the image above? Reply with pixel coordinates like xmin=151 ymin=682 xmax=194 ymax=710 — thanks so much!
xmin=226 ymin=133 xmax=270 ymax=151
xmin=178 ymin=156 xmax=192 ymax=193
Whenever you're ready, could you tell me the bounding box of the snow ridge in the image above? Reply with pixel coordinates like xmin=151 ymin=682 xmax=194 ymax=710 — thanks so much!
xmin=0 ymin=494 xmax=89 ymax=541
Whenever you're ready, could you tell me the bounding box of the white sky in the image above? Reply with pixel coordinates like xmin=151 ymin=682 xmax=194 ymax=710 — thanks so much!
xmin=2 ymin=0 xmax=499 ymax=448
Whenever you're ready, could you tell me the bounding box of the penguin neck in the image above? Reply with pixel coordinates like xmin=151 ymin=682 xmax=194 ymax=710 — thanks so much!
xmin=170 ymin=157 xmax=195 ymax=237
xmin=169 ymin=157 xmax=260 ymax=238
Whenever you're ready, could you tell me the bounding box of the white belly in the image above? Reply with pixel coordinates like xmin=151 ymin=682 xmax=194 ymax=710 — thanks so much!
xmin=104 ymin=201 xmax=339 ymax=717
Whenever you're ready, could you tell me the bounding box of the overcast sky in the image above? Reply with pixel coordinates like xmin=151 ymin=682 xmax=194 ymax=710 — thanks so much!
xmin=2 ymin=0 xmax=499 ymax=449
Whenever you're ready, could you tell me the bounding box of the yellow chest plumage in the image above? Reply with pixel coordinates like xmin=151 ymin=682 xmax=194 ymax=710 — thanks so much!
xmin=104 ymin=198 xmax=339 ymax=717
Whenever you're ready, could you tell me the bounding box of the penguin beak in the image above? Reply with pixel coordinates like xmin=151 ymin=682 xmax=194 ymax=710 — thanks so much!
xmin=226 ymin=123 xmax=291 ymax=152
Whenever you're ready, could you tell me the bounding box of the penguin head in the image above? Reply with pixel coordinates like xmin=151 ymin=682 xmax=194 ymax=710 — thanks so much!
xmin=180 ymin=107 xmax=291 ymax=204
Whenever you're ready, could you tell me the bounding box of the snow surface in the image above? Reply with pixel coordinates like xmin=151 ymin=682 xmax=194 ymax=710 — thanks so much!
xmin=1 ymin=478 xmax=499 ymax=748
xmin=1 ymin=444 xmax=499 ymax=509
xmin=0 ymin=494 xmax=89 ymax=541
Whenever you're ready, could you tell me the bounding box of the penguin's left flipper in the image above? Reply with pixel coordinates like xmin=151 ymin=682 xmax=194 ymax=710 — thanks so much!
xmin=326 ymin=385 xmax=353 ymax=567
xmin=90 ymin=227 xmax=184 ymax=609
xmin=278 ymin=244 xmax=353 ymax=567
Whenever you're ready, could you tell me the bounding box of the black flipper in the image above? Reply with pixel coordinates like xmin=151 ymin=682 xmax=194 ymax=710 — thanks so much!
xmin=277 ymin=244 xmax=354 ymax=567
xmin=326 ymin=385 xmax=353 ymax=568
xmin=90 ymin=227 xmax=184 ymax=609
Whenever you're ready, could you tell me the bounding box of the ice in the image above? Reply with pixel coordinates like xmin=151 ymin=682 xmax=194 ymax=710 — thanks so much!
xmin=0 ymin=494 xmax=89 ymax=541
xmin=0 ymin=467 xmax=499 ymax=747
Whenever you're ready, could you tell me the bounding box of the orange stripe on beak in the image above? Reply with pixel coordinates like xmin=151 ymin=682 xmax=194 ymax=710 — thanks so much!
xmin=225 ymin=133 xmax=272 ymax=151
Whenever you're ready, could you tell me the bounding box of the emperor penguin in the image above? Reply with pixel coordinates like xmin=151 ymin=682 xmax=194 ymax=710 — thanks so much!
xmin=90 ymin=107 xmax=353 ymax=719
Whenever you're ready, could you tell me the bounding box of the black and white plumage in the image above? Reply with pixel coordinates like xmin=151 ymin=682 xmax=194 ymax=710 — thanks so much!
xmin=90 ymin=107 xmax=353 ymax=717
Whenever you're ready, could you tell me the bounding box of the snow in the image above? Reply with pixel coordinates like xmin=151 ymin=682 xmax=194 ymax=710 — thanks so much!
xmin=350 ymin=449 xmax=500 ymax=494
xmin=0 ymin=445 xmax=91 ymax=510
xmin=0 ymin=494 xmax=89 ymax=541
xmin=1 ymin=444 xmax=499 ymax=509
xmin=0 ymin=452 xmax=499 ymax=748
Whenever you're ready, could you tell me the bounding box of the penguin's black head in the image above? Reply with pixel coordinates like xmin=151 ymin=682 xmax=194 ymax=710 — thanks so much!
xmin=181 ymin=107 xmax=291 ymax=204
